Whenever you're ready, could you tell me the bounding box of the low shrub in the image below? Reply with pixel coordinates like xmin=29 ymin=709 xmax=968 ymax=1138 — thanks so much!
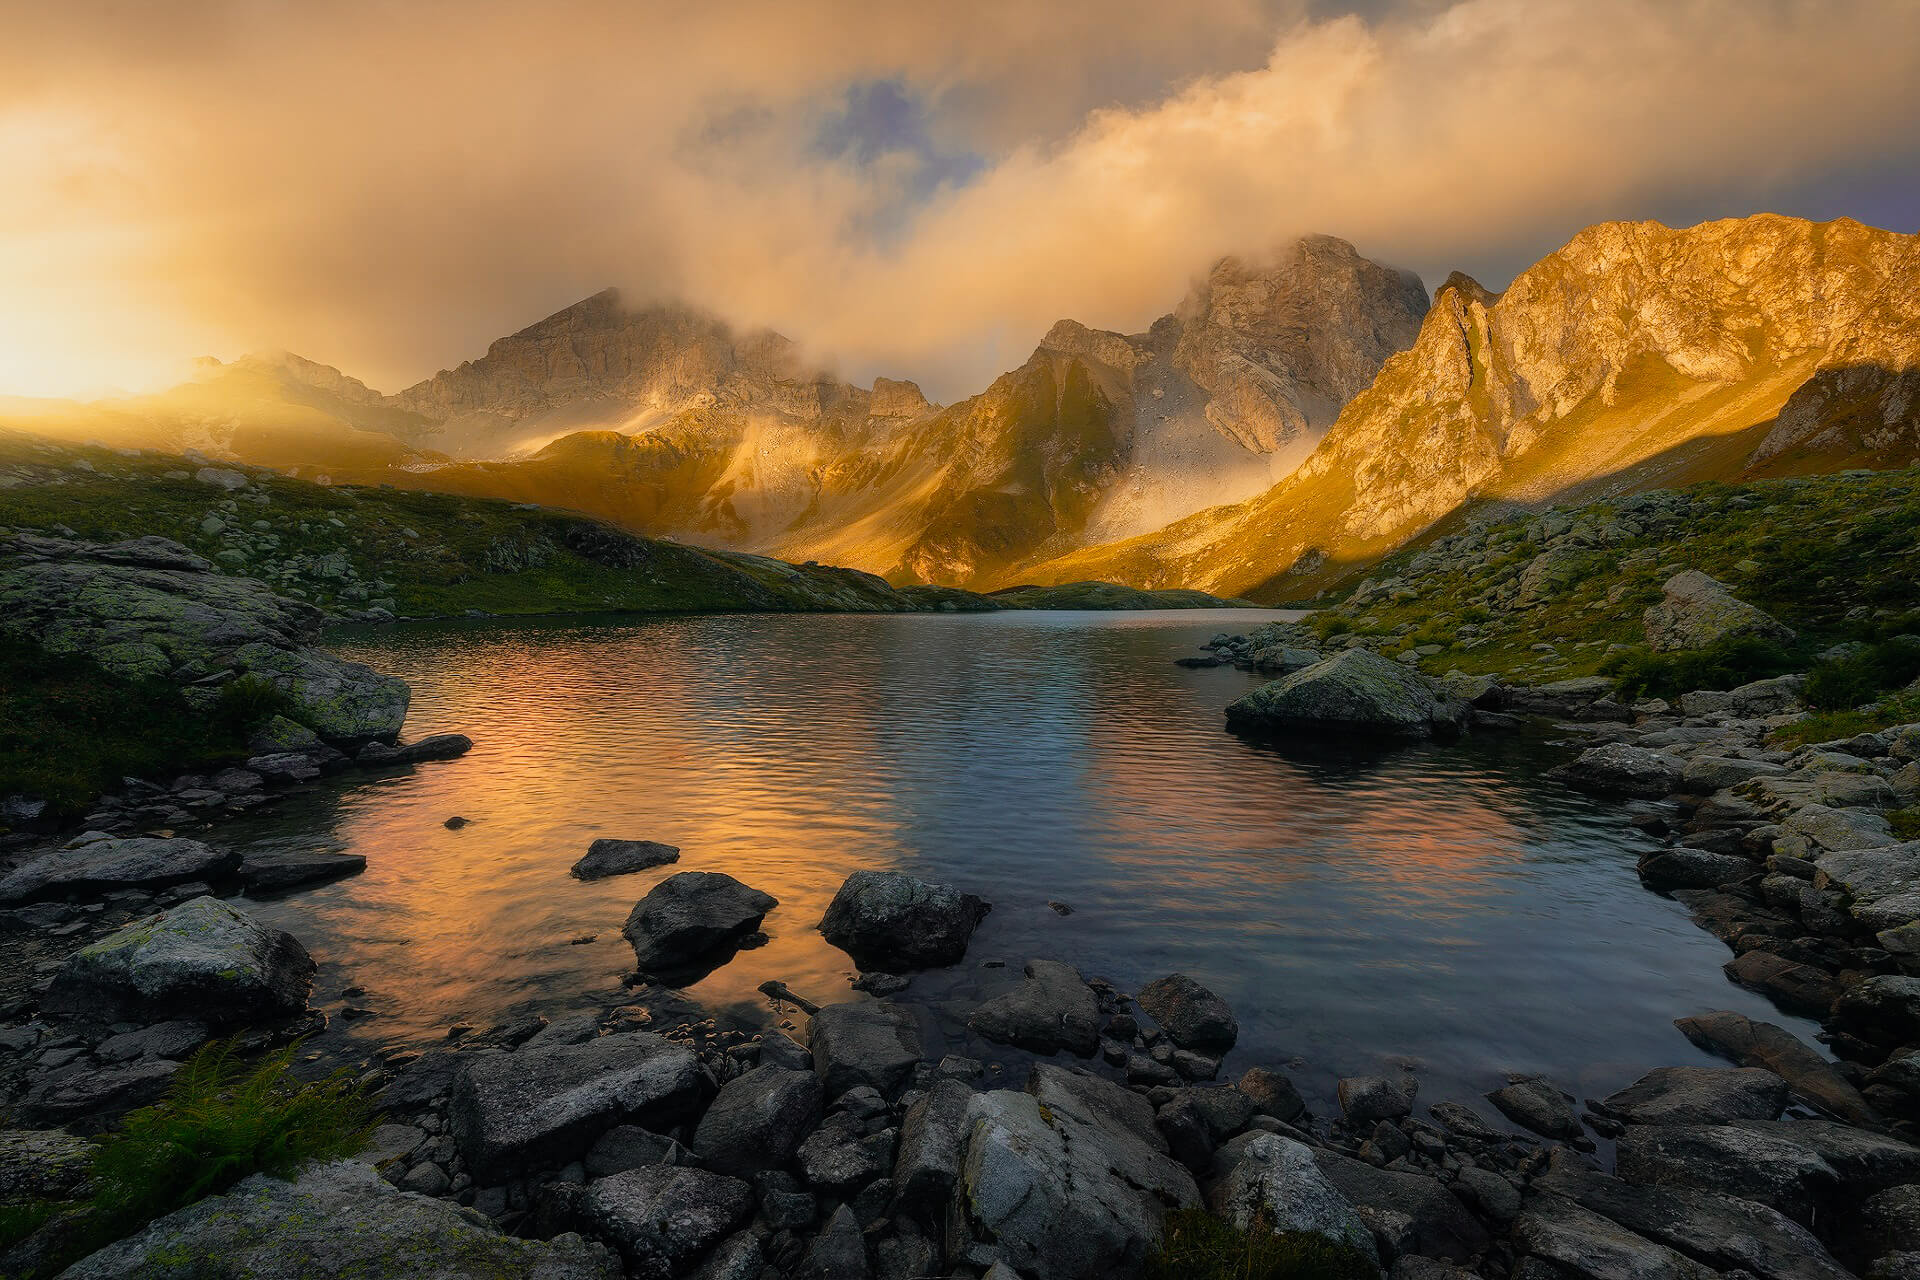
xmin=1804 ymin=636 xmax=1920 ymax=711
xmin=1601 ymin=635 xmax=1798 ymax=701
xmin=1146 ymin=1210 xmax=1379 ymax=1280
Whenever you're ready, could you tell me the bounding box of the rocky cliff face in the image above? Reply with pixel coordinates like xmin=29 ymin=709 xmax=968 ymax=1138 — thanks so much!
xmin=289 ymin=236 xmax=1428 ymax=585
xmin=1018 ymin=216 xmax=1920 ymax=600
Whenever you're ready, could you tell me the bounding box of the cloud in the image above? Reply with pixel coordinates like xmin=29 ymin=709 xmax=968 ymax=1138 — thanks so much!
xmin=2 ymin=0 xmax=1917 ymax=400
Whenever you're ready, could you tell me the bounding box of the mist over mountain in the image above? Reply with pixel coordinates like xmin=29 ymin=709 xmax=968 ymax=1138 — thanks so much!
xmin=1016 ymin=215 xmax=1920 ymax=599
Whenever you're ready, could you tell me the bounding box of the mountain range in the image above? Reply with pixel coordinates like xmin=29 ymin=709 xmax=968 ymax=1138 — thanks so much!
xmin=5 ymin=215 xmax=1915 ymax=600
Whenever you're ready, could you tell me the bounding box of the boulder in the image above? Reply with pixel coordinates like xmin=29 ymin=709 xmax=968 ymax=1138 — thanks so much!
xmin=571 ymin=839 xmax=681 ymax=881
xmin=1614 ymin=1124 xmax=1839 ymax=1223
xmin=1548 ymin=743 xmax=1683 ymax=798
xmin=950 ymin=1088 xmax=1199 ymax=1279
xmin=1026 ymin=1063 xmax=1163 ymax=1150
xmin=1643 ymin=571 xmax=1794 ymax=652
xmin=0 ymin=531 xmax=409 ymax=745
xmin=1238 ymin=1066 xmax=1306 ymax=1123
xmin=967 ymin=959 xmax=1100 ymax=1057
xmin=1678 ymin=675 xmax=1807 ymax=719
xmin=1207 ymin=1133 xmax=1377 ymax=1262
xmin=0 ymin=1129 xmax=95 ymax=1202
xmin=355 ymin=732 xmax=472 ymax=765
xmin=1722 ymin=950 xmax=1839 ymax=1018
xmin=1313 ymin=1151 xmax=1489 ymax=1261
xmin=1135 ymin=973 xmax=1238 ymax=1053
xmin=817 ymin=870 xmax=990 ymax=970
xmin=1816 ymin=842 xmax=1920 ymax=906
xmin=809 ymin=1000 xmax=927 ymax=1098
xmin=799 ymin=1203 xmax=868 ymax=1280
xmin=1676 ymin=1010 xmax=1879 ymax=1126
xmin=795 ymin=1111 xmax=892 ymax=1193
xmin=1593 ymin=1066 xmax=1788 ymax=1127
xmin=1833 ymin=974 xmax=1920 ymax=1048
xmin=690 ymin=1066 xmax=821 ymax=1176
xmin=621 ymin=872 xmax=777 ymax=976
xmin=1513 ymin=1192 xmax=1718 ymax=1280
xmin=1487 ymin=1076 xmax=1586 ymax=1143
xmin=43 ymin=896 xmax=313 ymax=1025
xmin=0 ymin=836 xmax=239 ymax=905
xmin=1785 ymin=806 xmax=1895 ymax=853
xmin=1338 ymin=1075 xmax=1416 ymax=1125
xmin=450 ymin=1032 xmax=702 ymax=1178
xmin=1534 ymin=1150 xmax=1849 ymax=1280
xmin=57 ymin=1159 xmax=620 ymax=1279
xmin=238 ymin=850 xmax=366 ymax=893
xmin=1640 ymin=849 xmax=1755 ymax=891
xmin=892 ymin=1078 xmax=976 ymax=1218
xmin=1225 ymin=648 xmax=1468 ymax=741
xmin=580 ymin=1165 xmax=753 ymax=1278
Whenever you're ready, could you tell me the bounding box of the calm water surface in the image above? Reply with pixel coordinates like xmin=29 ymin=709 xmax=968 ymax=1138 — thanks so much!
xmin=228 ymin=609 xmax=1814 ymax=1109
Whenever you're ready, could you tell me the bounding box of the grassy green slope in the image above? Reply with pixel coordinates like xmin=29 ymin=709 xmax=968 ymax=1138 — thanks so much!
xmin=0 ymin=429 xmax=920 ymax=619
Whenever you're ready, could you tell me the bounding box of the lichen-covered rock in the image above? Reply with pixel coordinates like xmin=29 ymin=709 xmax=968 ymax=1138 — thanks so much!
xmin=817 ymin=870 xmax=990 ymax=970
xmin=579 ymin=1165 xmax=753 ymax=1278
xmin=1207 ymin=1133 xmax=1377 ymax=1262
xmin=0 ymin=531 xmax=408 ymax=744
xmin=951 ymin=1088 xmax=1199 ymax=1279
xmin=0 ymin=835 xmax=238 ymax=905
xmin=621 ymin=872 xmax=777 ymax=976
xmin=42 ymin=896 xmax=314 ymax=1026
xmin=0 ymin=1129 xmax=94 ymax=1201
xmin=57 ymin=1159 xmax=621 ymax=1279
xmin=1644 ymin=571 xmax=1795 ymax=652
xmin=1225 ymin=648 xmax=1467 ymax=740
xmin=450 ymin=1031 xmax=702 ymax=1179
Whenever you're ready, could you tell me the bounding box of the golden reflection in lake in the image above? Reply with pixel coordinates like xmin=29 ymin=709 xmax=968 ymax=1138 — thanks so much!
xmin=228 ymin=610 xmax=1814 ymax=1105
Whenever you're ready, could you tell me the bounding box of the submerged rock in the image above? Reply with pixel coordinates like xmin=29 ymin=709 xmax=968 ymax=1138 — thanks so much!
xmin=816 ymin=870 xmax=990 ymax=970
xmin=43 ymin=896 xmax=313 ymax=1026
xmin=620 ymin=871 xmax=777 ymax=977
xmin=238 ymin=850 xmax=367 ymax=893
xmin=1643 ymin=570 xmax=1795 ymax=652
xmin=967 ymin=959 xmax=1100 ymax=1057
xmin=58 ymin=1159 xmax=621 ymax=1279
xmin=1225 ymin=648 xmax=1468 ymax=740
xmin=571 ymin=838 xmax=681 ymax=881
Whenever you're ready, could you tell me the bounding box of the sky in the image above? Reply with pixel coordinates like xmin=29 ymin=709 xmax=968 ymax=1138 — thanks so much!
xmin=3 ymin=0 xmax=1918 ymax=402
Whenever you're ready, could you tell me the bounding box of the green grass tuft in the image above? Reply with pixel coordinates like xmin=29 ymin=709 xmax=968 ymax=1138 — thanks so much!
xmin=1145 ymin=1210 xmax=1379 ymax=1280
xmin=1600 ymin=635 xmax=1798 ymax=701
xmin=2 ymin=1038 xmax=378 ymax=1277
xmin=1803 ymin=637 xmax=1920 ymax=711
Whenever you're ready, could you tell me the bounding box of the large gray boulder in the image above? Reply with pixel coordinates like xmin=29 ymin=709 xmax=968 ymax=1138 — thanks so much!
xmin=0 ymin=835 xmax=238 ymax=904
xmin=1534 ymin=1149 xmax=1851 ymax=1280
xmin=1313 ymin=1151 xmax=1489 ymax=1261
xmin=1675 ymin=1010 xmax=1878 ymax=1127
xmin=57 ymin=1159 xmax=620 ymax=1279
xmin=1548 ymin=742 xmax=1684 ymax=798
xmin=690 ymin=1066 xmax=821 ymax=1176
xmin=808 ymin=1000 xmax=927 ymax=1098
xmin=621 ymin=872 xmax=777 ymax=976
xmin=1614 ymin=1124 xmax=1840 ymax=1223
xmin=1224 ymin=648 xmax=1468 ymax=740
xmin=1593 ymin=1066 xmax=1788 ymax=1127
xmin=579 ymin=1165 xmax=753 ymax=1279
xmin=950 ymin=1088 xmax=1199 ymax=1279
xmin=1206 ymin=1133 xmax=1377 ymax=1262
xmin=42 ymin=896 xmax=313 ymax=1026
xmin=1643 ymin=570 xmax=1795 ymax=653
xmin=0 ymin=532 xmax=408 ymax=744
xmin=966 ymin=959 xmax=1100 ymax=1057
xmin=1513 ymin=1192 xmax=1718 ymax=1280
xmin=817 ymin=870 xmax=990 ymax=970
xmin=450 ymin=1032 xmax=702 ymax=1178
xmin=892 ymin=1078 xmax=977 ymax=1219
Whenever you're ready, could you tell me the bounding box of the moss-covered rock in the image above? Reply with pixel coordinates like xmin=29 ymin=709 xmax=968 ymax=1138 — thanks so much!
xmin=1225 ymin=648 xmax=1467 ymax=740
